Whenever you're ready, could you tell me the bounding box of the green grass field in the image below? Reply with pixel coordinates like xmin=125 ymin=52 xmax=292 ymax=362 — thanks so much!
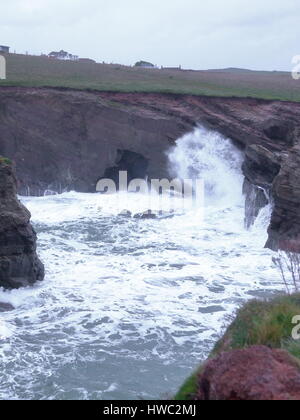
xmin=1 ymin=53 xmax=300 ymax=101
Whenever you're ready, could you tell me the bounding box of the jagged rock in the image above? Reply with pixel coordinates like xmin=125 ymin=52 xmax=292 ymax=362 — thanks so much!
xmin=0 ymin=302 xmax=14 ymax=312
xmin=0 ymin=159 xmax=44 ymax=289
xmin=118 ymin=210 xmax=132 ymax=218
xmin=196 ymin=346 xmax=300 ymax=400
xmin=266 ymin=144 xmax=300 ymax=252
xmin=243 ymin=178 xmax=269 ymax=229
xmin=242 ymin=144 xmax=281 ymax=189
xmin=134 ymin=211 xmax=157 ymax=220
xmin=242 ymin=141 xmax=300 ymax=251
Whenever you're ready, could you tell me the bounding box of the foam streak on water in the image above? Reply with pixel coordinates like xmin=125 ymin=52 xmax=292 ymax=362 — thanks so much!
xmin=0 ymin=128 xmax=283 ymax=400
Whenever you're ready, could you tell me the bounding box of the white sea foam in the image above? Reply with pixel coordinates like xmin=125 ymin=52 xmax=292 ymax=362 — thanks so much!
xmin=0 ymin=128 xmax=283 ymax=400
xmin=168 ymin=126 xmax=244 ymax=207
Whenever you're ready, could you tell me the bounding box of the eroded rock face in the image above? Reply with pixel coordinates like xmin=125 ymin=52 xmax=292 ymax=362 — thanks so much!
xmin=196 ymin=346 xmax=300 ymax=401
xmin=266 ymin=145 xmax=300 ymax=252
xmin=0 ymin=88 xmax=190 ymax=196
xmin=0 ymin=160 xmax=44 ymax=289
xmin=242 ymin=144 xmax=281 ymax=189
xmin=243 ymin=178 xmax=269 ymax=230
xmin=0 ymin=302 xmax=14 ymax=312
xmin=1 ymin=88 xmax=300 ymax=250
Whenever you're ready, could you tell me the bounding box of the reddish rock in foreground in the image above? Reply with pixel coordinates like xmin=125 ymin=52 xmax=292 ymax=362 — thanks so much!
xmin=196 ymin=345 xmax=300 ymax=400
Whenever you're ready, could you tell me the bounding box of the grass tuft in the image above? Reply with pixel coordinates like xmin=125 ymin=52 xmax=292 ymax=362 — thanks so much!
xmin=219 ymin=294 xmax=300 ymax=351
xmin=174 ymin=371 xmax=199 ymax=401
xmin=0 ymin=156 xmax=12 ymax=165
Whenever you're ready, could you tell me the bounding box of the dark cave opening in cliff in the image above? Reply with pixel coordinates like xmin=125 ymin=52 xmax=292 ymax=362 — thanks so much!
xmin=98 ymin=149 xmax=149 ymax=189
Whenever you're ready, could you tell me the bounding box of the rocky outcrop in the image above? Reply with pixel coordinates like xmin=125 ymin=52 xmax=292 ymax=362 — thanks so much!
xmin=242 ymin=144 xmax=282 ymax=189
xmin=1 ymin=87 xmax=300 ymax=250
xmin=266 ymin=144 xmax=300 ymax=252
xmin=0 ymin=302 xmax=14 ymax=312
xmin=0 ymin=158 xmax=44 ymax=289
xmin=196 ymin=346 xmax=300 ymax=401
xmin=243 ymin=178 xmax=269 ymax=229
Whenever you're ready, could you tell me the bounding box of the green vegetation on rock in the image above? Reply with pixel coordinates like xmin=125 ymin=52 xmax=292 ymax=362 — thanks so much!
xmin=134 ymin=61 xmax=155 ymax=68
xmin=0 ymin=156 xmax=12 ymax=165
xmin=175 ymin=294 xmax=300 ymax=400
xmin=1 ymin=54 xmax=300 ymax=102
xmin=174 ymin=370 xmax=200 ymax=401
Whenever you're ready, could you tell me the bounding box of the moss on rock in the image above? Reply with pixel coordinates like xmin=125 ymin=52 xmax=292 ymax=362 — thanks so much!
xmin=0 ymin=156 xmax=12 ymax=165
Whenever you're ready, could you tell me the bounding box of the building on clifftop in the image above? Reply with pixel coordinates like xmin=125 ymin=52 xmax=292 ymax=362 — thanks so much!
xmin=0 ymin=45 xmax=10 ymax=53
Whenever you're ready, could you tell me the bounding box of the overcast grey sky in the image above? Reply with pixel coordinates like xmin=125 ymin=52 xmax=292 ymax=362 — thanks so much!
xmin=0 ymin=0 xmax=299 ymax=70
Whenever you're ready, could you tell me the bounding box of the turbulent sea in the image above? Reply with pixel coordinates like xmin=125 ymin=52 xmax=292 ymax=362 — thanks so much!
xmin=0 ymin=128 xmax=284 ymax=400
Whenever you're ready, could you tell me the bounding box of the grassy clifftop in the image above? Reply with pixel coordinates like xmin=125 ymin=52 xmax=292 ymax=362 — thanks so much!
xmin=175 ymin=293 xmax=300 ymax=400
xmin=0 ymin=53 xmax=299 ymax=101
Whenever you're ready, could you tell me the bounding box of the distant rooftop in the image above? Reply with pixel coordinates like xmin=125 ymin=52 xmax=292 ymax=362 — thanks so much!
xmin=0 ymin=45 xmax=10 ymax=52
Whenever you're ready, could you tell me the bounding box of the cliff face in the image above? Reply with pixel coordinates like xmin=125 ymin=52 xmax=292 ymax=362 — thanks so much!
xmin=0 ymin=88 xmax=190 ymax=195
xmin=0 ymin=158 xmax=44 ymax=289
xmin=0 ymin=87 xmax=300 ymax=251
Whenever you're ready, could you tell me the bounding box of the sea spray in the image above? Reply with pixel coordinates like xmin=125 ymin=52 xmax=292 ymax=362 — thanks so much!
xmin=168 ymin=127 xmax=244 ymax=207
